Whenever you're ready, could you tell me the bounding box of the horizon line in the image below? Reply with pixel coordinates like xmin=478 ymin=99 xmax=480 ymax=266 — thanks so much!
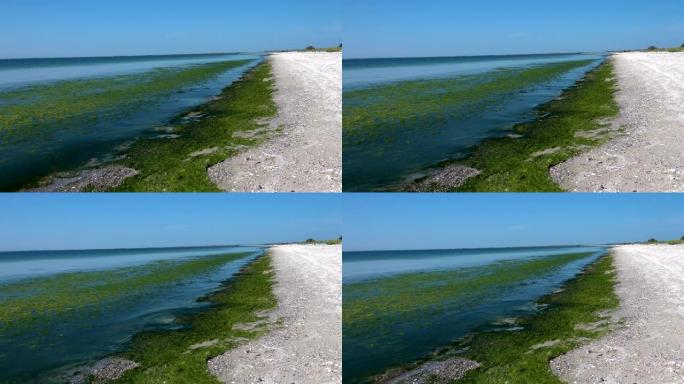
xmin=0 ymin=243 xmax=267 ymax=254
xmin=344 ymin=242 xmax=631 ymax=253
xmin=0 ymin=51 xmax=258 ymax=61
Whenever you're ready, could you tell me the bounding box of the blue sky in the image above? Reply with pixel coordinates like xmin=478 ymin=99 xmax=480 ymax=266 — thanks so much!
xmin=0 ymin=0 xmax=342 ymax=59
xmin=0 ymin=194 xmax=341 ymax=251
xmin=344 ymin=0 xmax=684 ymax=58
xmin=344 ymin=194 xmax=684 ymax=251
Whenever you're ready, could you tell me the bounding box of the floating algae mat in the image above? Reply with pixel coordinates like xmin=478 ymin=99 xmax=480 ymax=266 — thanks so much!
xmin=0 ymin=246 xmax=262 ymax=383
xmin=343 ymin=54 xmax=605 ymax=191
xmin=0 ymin=54 xmax=260 ymax=191
xmin=342 ymin=246 xmax=607 ymax=383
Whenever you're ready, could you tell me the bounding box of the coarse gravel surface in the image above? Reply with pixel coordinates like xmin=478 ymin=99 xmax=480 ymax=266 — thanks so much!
xmin=550 ymin=244 xmax=684 ymax=383
xmin=208 ymin=244 xmax=341 ymax=384
xmin=209 ymin=52 xmax=342 ymax=192
xmin=24 ymin=165 xmax=138 ymax=192
xmin=551 ymin=52 xmax=684 ymax=192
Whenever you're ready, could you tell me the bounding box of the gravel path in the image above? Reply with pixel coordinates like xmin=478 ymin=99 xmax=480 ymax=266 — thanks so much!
xmin=208 ymin=244 xmax=342 ymax=384
xmin=209 ymin=52 xmax=342 ymax=192
xmin=551 ymin=244 xmax=684 ymax=383
xmin=551 ymin=52 xmax=684 ymax=192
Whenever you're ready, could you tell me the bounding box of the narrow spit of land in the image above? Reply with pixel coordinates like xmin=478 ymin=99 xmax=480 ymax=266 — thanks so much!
xmin=209 ymin=52 xmax=342 ymax=192
xmin=552 ymin=52 xmax=684 ymax=192
xmin=209 ymin=244 xmax=342 ymax=384
xmin=551 ymin=244 xmax=684 ymax=383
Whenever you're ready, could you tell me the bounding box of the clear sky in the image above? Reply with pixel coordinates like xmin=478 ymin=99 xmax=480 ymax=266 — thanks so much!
xmin=343 ymin=194 xmax=684 ymax=251
xmin=0 ymin=194 xmax=341 ymax=252
xmin=0 ymin=0 xmax=342 ymax=59
xmin=344 ymin=0 xmax=684 ymax=58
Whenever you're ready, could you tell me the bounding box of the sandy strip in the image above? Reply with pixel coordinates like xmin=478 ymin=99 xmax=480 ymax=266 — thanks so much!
xmin=208 ymin=244 xmax=342 ymax=384
xmin=551 ymin=52 xmax=684 ymax=192
xmin=209 ymin=52 xmax=342 ymax=192
xmin=551 ymin=244 xmax=684 ymax=383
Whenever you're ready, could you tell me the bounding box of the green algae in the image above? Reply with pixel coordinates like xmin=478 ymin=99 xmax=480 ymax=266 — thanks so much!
xmin=0 ymin=252 xmax=251 ymax=336
xmin=112 ymin=253 xmax=276 ymax=384
xmin=344 ymin=252 xmax=593 ymax=339
xmin=0 ymin=60 xmax=250 ymax=144
xmin=343 ymin=60 xmax=593 ymax=145
xmin=112 ymin=62 xmax=277 ymax=192
xmin=452 ymin=62 xmax=619 ymax=192
xmin=438 ymin=254 xmax=618 ymax=383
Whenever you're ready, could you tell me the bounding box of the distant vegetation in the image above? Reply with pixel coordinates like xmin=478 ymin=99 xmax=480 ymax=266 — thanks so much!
xmin=643 ymin=237 xmax=684 ymax=245
xmin=303 ymin=236 xmax=342 ymax=245
xmin=302 ymin=44 xmax=342 ymax=53
xmin=643 ymin=45 xmax=684 ymax=53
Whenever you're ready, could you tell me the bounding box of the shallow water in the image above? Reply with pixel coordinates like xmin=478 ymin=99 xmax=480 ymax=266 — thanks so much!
xmin=343 ymin=53 xmax=598 ymax=89
xmin=0 ymin=53 xmax=248 ymax=90
xmin=0 ymin=246 xmax=263 ymax=383
xmin=0 ymin=53 xmax=261 ymax=191
xmin=0 ymin=245 xmax=258 ymax=282
xmin=343 ymin=53 xmax=606 ymax=191
xmin=342 ymin=246 xmax=607 ymax=383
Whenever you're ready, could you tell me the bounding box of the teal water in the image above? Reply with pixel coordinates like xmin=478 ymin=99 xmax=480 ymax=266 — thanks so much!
xmin=0 ymin=53 xmax=260 ymax=191
xmin=342 ymin=245 xmax=607 ymax=383
xmin=343 ymin=53 xmax=605 ymax=191
xmin=0 ymin=246 xmax=263 ymax=383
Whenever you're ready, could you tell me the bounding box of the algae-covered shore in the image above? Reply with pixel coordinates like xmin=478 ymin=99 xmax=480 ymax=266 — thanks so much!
xmin=0 ymin=243 xmax=343 ymax=384
xmin=0 ymin=247 xmax=273 ymax=383
xmin=0 ymin=55 xmax=263 ymax=191
xmin=23 ymin=59 xmax=277 ymax=192
xmin=16 ymin=50 xmax=343 ymax=192
xmin=411 ymin=61 xmax=619 ymax=192
xmin=365 ymin=252 xmax=618 ymax=384
xmin=342 ymin=246 xmax=611 ymax=384
xmin=342 ymin=54 xmax=609 ymax=192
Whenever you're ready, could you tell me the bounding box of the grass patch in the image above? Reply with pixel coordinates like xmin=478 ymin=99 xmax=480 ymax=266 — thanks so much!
xmin=112 ymin=254 xmax=276 ymax=384
xmin=449 ymin=62 xmax=618 ymax=192
xmin=301 ymin=45 xmax=342 ymax=52
xmin=112 ymin=62 xmax=277 ymax=191
xmin=405 ymin=254 xmax=618 ymax=384
xmin=302 ymin=237 xmax=343 ymax=245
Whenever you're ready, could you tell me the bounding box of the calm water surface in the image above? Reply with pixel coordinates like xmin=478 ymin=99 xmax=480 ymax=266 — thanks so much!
xmin=0 ymin=245 xmax=263 ymax=383
xmin=342 ymin=245 xmax=607 ymax=383
xmin=0 ymin=53 xmax=261 ymax=190
xmin=343 ymin=53 xmax=607 ymax=191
